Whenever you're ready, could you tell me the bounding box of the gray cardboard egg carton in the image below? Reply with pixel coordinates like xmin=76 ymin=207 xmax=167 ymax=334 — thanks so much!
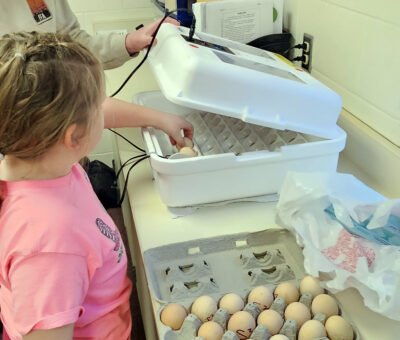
xmin=185 ymin=112 xmax=308 ymax=155
xmin=143 ymin=229 xmax=362 ymax=340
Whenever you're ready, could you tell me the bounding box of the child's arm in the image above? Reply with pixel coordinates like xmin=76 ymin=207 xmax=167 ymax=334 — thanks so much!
xmin=102 ymin=97 xmax=194 ymax=146
xmin=23 ymin=324 xmax=74 ymax=340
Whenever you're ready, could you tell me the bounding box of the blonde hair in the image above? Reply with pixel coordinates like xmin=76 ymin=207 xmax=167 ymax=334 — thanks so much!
xmin=0 ymin=31 xmax=104 ymax=159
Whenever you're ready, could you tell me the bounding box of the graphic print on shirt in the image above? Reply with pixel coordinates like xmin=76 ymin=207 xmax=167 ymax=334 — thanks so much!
xmin=95 ymin=218 xmax=124 ymax=263
xmin=26 ymin=0 xmax=52 ymax=24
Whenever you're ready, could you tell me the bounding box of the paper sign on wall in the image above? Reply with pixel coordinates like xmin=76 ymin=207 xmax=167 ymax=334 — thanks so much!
xmin=193 ymin=0 xmax=283 ymax=44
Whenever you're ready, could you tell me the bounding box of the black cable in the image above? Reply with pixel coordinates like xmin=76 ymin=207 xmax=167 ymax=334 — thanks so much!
xmin=118 ymin=155 xmax=150 ymax=205
xmin=116 ymin=153 xmax=147 ymax=179
xmin=283 ymin=43 xmax=306 ymax=57
xmin=110 ymin=8 xmax=195 ymax=98
xmin=108 ymin=129 xmax=146 ymax=153
xmin=291 ymin=55 xmax=306 ymax=62
xmin=188 ymin=16 xmax=196 ymax=41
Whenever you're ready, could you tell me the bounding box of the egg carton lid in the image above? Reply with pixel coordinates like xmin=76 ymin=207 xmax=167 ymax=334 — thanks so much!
xmin=143 ymin=228 xmax=305 ymax=304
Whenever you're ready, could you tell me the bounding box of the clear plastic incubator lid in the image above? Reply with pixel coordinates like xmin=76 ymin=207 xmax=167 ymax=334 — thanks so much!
xmin=147 ymin=24 xmax=344 ymax=140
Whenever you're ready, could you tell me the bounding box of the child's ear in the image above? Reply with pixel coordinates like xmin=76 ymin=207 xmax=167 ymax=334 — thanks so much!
xmin=63 ymin=124 xmax=82 ymax=150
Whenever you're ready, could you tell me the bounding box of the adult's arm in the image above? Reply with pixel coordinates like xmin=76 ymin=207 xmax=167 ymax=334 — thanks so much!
xmin=55 ymin=0 xmax=130 ymax=69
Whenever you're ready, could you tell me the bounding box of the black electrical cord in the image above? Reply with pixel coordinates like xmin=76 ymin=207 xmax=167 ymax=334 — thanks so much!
xmin=110 ymin=7 xmax=196 ymax=98
xmin=283 ymin=43 xmax=307 ymax=57
xmin=108 ymin=129 xmax=146 ymax=153
xmin=108 ymin=9 xmax=197 ymax=204
xmin=118 ymin=155 xmax=150 ymax=205
xmin=116 ymin=153 xmax=148 ymax=180
xmin=291 ymin=55 xmax=306 ymax=62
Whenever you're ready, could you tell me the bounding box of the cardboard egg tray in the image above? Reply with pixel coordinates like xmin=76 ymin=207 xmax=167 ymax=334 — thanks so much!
xmin=143 ymin=229 xmax=362 ymax=340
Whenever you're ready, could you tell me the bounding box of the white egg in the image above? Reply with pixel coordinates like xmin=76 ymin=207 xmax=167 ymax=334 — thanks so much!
xmin=191 ymin=295 xmax=218 ymax=323
xmin=247 ymin=286 xmax=274 ymax=311
xmin=219 ymin=293 xmax=244 ymax=315
xmin=227 ymin=311 xmax=256 ymax=340
xmin=300 ymin=276 xmax=324 ymax=298
xmin=160 ymin=303 xmax=187 ymax=330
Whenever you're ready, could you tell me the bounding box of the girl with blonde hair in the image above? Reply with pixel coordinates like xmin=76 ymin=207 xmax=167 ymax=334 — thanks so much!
xmin=0 ymin=32 xmax=133 ymax=340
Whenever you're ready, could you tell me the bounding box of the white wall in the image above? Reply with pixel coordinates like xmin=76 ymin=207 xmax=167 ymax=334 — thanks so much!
xmin=68 ymin=0 xmax=159 ymax=167
xmin=284 ymin=0 xmax=400 ymax=148
xmin=69 ymin=0 xmax=155 ymax=33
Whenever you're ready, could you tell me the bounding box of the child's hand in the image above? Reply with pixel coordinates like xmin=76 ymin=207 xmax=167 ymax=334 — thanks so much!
xmin=160 ymin=113 xmax=194 ymax=148
xmin=125 ymin=17 xmax=180 ymax=55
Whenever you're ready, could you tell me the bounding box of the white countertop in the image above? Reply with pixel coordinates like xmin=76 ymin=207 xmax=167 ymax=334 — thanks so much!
xmin=107 ymin=53 xmax=399 ymax=340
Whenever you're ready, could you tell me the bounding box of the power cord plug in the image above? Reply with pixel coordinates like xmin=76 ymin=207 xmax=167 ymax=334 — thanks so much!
xmin=291 ymin=55 xmax=309 ymax=66
xmin=283 ymin=42 xmax=307 ymax=57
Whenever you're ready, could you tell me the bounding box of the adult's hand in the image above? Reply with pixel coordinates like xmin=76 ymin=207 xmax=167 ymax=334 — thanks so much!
xmin=125 ymin=17 xmax=179 ymax=55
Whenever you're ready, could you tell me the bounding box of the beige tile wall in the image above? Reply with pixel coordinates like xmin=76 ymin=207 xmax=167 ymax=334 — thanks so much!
xmin=284 ymin=0 xmax=400 ymax=147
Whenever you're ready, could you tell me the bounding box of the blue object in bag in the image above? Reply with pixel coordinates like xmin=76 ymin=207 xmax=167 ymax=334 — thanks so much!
xmin=324 ymin=204 xmax=400 ymax=246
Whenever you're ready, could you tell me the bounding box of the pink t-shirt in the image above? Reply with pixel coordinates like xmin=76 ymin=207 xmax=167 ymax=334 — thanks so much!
xmin=0 ymin=164 xmax=132 ymax=339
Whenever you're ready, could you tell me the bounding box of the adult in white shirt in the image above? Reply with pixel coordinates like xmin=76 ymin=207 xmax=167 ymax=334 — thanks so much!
xmin=0 ymin=0 xmax=193 ymax=145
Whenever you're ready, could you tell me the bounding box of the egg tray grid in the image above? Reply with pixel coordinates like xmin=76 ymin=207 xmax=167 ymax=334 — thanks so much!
xmin=185 ymin=112 xmax=309 ymax=156
xmin=143 ymin=229 xmax=362 ymax=340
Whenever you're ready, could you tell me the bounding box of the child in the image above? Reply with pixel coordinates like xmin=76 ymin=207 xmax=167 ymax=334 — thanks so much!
xmin=0 ymin=32 xmax=132 ymax=339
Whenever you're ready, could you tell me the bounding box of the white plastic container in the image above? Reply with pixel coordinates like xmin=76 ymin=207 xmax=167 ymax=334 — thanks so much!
xmin=137 ymin=91 xmax=346 ymax=207
xmin=136 ymin=24 xmax=347 ymax=207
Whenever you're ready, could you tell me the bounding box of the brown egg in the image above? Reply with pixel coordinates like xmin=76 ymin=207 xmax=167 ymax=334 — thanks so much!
xmin=198 ymin=321 xmax=224 ymax=340
xmin=298 ymin=320 xmax=327 ymax=340
xmin=177 ymin=137 xmax=194 ymax=150
xmin=311 ymin=294 xmax=339 ymax=318
xmin=191 ymin=295 xmax=218 ymax=323
xmin=179 ymin=146 xmax=198 ymax=157
xmin=325 ymin=315 xmax=354 ymax=340
xmin=300 ymin=275 xmax=324 ymax=298
xmin=257 ymin=309 xmax=284 ymax=335
xmin=247 ymin=286 xmax=274 ymax=311
xmin=227 ymin=311 xmax=256 ymax=340
xmin=274 ymin=282 xmax=299 ymax=304
xmin=284 ymin=302 xmax=311 ymax=327
xmin=219 ymin=293 xmax=244 ymax=315
xmin=269 ymin=335 xmax=290 ymax=340
xmin=160 ymin=303 xmax=187 ymax=330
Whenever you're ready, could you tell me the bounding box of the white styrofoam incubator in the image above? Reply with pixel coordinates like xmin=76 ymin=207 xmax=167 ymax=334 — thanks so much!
xmin=138 ymin=24 xmax=347 ymax=207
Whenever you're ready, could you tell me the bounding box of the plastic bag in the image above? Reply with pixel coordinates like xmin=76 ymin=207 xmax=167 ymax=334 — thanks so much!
xmin=276 ymin=172 xmax=400 ymax=321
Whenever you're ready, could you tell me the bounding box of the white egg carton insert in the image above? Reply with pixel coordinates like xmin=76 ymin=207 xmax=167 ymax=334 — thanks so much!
xmin=143 ymin=228 xmax=362 ymax=340
xmin=137 ymin=91 xmax=346 ymax=207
